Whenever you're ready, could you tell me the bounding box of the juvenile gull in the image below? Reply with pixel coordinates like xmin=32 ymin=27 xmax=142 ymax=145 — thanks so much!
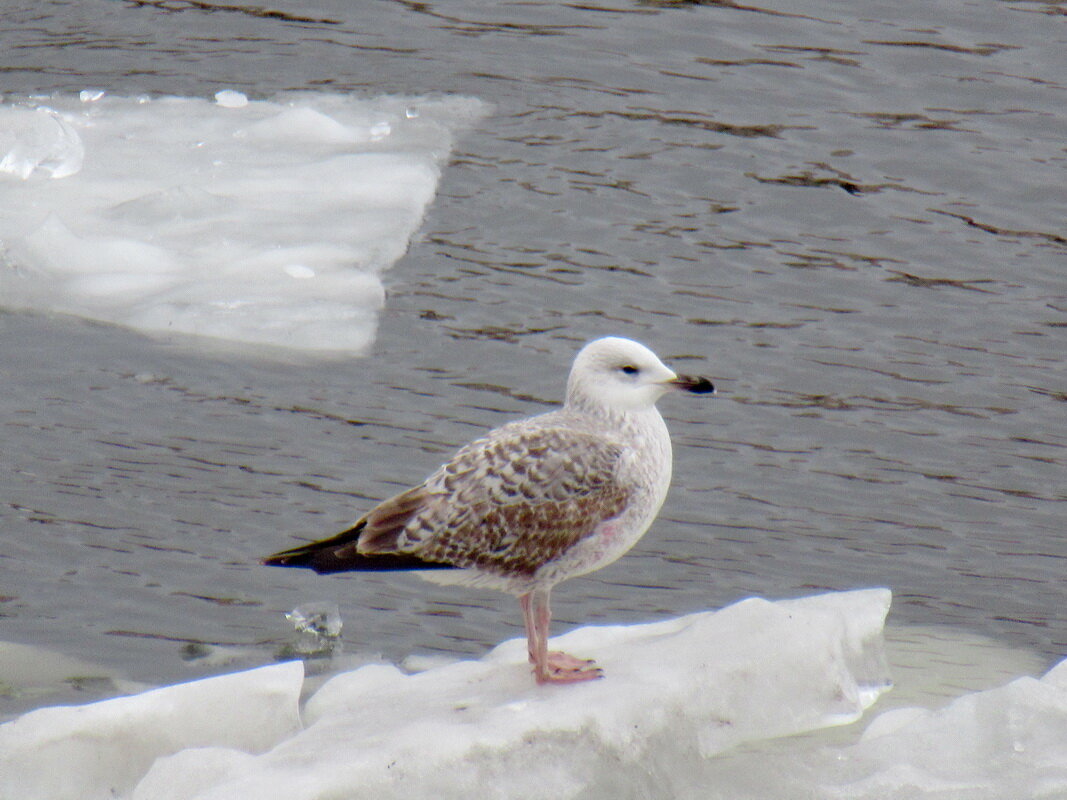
xmin=264 ymin=336 xmax=714 ymax=684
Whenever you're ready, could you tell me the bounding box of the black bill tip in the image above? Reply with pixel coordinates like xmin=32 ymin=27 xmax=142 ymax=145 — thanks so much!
xmin=671 ymin=374 xmax=715 ymax=394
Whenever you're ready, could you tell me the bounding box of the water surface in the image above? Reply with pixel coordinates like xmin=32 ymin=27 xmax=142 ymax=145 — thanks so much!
xmin=1 ymin=0 xmax=1065 ymax=716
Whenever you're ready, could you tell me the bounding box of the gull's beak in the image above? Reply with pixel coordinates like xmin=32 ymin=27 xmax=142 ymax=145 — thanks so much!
xmin=667 ymin=374 xmax=716 ymax=395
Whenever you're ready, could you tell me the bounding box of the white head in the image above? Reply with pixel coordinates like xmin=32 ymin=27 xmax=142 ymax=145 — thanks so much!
xmin=565 ymin=336 xmax=714 ymax=413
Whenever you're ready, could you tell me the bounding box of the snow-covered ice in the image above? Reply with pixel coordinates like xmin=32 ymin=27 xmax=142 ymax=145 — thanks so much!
xmin=696 ymin=637 xmax=1067 ymax=799
xmin=2 ymin=590 xmax=888 ymax=800
xmin=0 ymin=91 xmax=485 ymax=353
xmin=822 ymin=659 xmax=1067 ymax=798
xmin=4 ymin=589 xmax=1065 ymax=800
xmin=0 ymin=661 xmax=302 ymax=800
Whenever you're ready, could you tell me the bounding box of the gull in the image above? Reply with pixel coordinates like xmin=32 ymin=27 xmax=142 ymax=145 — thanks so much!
xmin=264 ymin=336 xmax=714 ymax=684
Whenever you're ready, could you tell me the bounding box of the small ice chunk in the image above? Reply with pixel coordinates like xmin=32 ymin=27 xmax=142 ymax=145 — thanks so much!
xmin=79 ymin=89 xmax=105 ymax=103
xmin=286 ymin=602 xmax=343 ymax=638
xmin=215 ymin=89 xmax=249 ymax=108
xmin=0 ymin=107 xmax=84 ymax=179
xmin=281 ymin=602 xmax=343 ymax=659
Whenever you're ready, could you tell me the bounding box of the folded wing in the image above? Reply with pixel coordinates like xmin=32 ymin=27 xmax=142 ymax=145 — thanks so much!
xmin=264 ymin=424 xmax=631 ymax=579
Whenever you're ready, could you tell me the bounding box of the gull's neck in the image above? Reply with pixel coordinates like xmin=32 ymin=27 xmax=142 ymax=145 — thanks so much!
xmin=563 ymin=391 xmax=663 ymax=430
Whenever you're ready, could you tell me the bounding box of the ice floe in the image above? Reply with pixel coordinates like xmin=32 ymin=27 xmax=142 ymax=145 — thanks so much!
xmin=3 ymin=589 xmax=1065 ymax=800
xmin=1 ymin=590 xmax=885 ymax=799
xmin=0 ymin=91 xmax=485 ymax=354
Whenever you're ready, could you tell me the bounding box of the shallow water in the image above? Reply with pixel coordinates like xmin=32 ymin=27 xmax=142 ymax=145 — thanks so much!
xmin=1 ymin=0 xmax=1065 ymax=716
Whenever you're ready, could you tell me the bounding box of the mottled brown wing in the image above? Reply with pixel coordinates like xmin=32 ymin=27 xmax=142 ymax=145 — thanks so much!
xmin=361 ymin=425 xmax=631 ymax=578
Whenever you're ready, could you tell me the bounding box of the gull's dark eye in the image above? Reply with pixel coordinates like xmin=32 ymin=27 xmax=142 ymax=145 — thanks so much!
xmin=620 ymin=365 xmax=639 ymax=375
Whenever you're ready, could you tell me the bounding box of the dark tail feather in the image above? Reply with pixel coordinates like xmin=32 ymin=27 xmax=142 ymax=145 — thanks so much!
xmin=262 ymin=521 xmax=454 ymax=575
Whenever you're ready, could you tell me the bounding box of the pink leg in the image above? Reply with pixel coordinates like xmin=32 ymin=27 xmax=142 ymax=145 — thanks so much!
xmin=520 ymin=592 xmax=540 ymax=665
xmin=519 ymin=588 xmax=603 ymax=685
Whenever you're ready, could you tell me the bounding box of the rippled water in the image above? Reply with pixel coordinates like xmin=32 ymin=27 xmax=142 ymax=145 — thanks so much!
xmin=2 ymin=0 xmax=1065 ymax=716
